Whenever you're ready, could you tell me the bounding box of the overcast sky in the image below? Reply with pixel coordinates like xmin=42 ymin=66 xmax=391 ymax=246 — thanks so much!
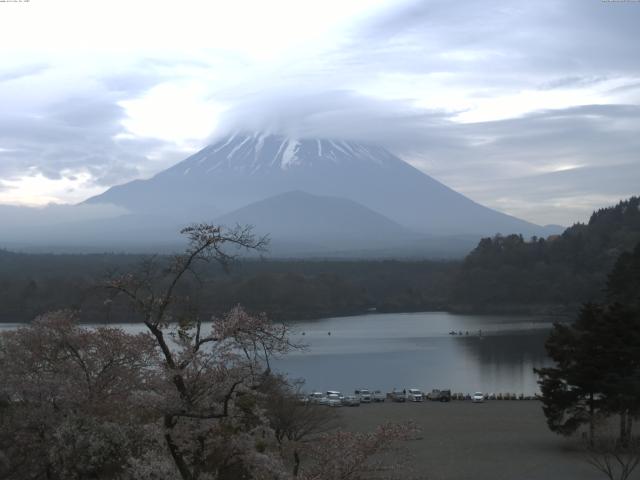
xmin=0 ymin=0 xmax=638 ymax=225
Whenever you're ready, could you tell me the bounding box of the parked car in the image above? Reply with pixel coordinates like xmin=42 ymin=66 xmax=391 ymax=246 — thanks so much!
xmin=472 ymin=392 xmax=485 ymax=403
xmin=296 ymin=394 xmax=310 ymax=405
xmin=406 ymin=388 xmax=424 ymax=402
xmin=326 ymin=390 xmax=343 ymax=400
xmin=308 ymin=392 xmax=327 ymax=405
xmin=372 ymin=390 xmax=386 ymax=402
xmin=326 ymin=393 xmax=343 ymax=407
xmin=388 ymin=389 xmax=407 ymax=402
xmin=355 ymin=389 xmax=372 ymax=403
xmin=427 ymin=389 xmax=452 ymax=402
xmin=342 ymin=394 xmax=361 ymax=406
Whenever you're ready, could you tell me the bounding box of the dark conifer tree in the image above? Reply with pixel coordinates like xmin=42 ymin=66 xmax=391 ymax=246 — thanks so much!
xmin=536 ymin=242 xmax=640 ymax=444
xmin=535 ymin=303 xmax=608 ymax=443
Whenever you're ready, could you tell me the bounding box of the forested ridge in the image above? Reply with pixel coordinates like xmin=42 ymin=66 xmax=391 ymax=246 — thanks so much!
xmin=452 ymin=196 xmax=640 ymax=312
xmin=0 ymin=251 xmax=456 ymax=323
xmin=1 ymin=196 xmax=638 ymax=323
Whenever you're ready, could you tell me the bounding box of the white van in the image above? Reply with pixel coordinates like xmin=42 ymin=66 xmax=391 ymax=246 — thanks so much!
xmin=406 ymin=388 xmax=424 ymax=402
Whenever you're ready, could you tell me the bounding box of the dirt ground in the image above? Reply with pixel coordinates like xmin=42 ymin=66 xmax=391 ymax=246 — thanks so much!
xmin=337 ymin=400 xmax=623 ymax=480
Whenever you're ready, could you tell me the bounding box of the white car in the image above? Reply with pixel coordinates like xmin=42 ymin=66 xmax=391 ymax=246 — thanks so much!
xmin=472 ymin=392 xmax=485 ymax=403
xmin=355 ymin=389 xmax=372 ymax=403
xmin=406 ymin=388 xmax=424 ymax=402
xmin=326 ymin=393 xmax=343 ymax=407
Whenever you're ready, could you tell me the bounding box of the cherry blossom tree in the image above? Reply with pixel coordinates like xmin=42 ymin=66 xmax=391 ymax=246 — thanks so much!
xmin=297 ymin=422 xmax=420 ymax=480
xmin=105 ymin=224 xmax=297 ymax=479
xmin=0 ymin=310 xmax=163 ymax=480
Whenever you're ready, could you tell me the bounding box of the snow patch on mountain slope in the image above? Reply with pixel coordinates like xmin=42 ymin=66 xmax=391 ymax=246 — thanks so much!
xmin=280 ymin=139 xmax=300 ymax=169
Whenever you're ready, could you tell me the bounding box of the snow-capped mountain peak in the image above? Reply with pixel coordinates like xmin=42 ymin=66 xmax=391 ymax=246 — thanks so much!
xmin=85 ymin=130 xmax=554 ymax=239
xmin=175 ymin=132 xmax=390 ymax=176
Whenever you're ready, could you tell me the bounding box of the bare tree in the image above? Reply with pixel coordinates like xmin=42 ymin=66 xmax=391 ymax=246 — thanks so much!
xmin=260 ymin=377 xmax=340 ymax=476
xmin=585 ymin=434 xmax=640 ymax=480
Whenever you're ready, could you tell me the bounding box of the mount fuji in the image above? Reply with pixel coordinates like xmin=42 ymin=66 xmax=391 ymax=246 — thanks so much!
xmin=2 ymin=132 xmax=561 ymax=256
xmin=86 ymin=132 xmax=553 ymax=238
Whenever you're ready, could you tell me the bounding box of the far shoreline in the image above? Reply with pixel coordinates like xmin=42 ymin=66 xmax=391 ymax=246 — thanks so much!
xmin=0 ymin=306 xmax=574 ymax=325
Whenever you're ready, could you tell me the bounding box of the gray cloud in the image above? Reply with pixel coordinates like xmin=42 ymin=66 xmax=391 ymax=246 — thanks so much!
xmin=345 ymin=0 xmax=640 ymax=91
xmin=465 ymin=163 xmax=640 ymax=226
xmin=100 ymin=61 xmax=186 ymax=96
xmin=407 ymin=105 xmax=640 ymax=224
xmin=0 ymin=63 xmax=49 ymax=83
xmin=0 ymin=70 xmax=175 ymax=190
xmin=0 ymin=0 xmax=637 ymax=227
xmin=608 ymin=81 xmax=640 ymax=94
xmin=215 ymin=89 xmax=456 ymax=146
xmin=539 ymin=76 xmax=609 ymax=91
xmin=217 ymin=89 xmax=639 ymax=225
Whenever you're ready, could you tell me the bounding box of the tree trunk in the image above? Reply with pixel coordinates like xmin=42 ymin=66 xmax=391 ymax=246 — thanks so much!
xmin=165 ymin=415 xmax=193 ymax=480
xmin=589 ymin=392 xmax=595 ymax=447
xmin=620 ymin=411 xmax=628 ymax=447
xmin=293 ymin=450 xmax=300 ymax=477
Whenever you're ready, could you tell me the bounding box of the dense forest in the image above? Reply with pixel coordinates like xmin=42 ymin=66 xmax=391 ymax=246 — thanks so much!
xmin=0 ymin=251 xmax=456 ymax=323
xmin=1 ymin=196 xmax=638 ymax=323
xmin=452 ymin=196 xmax=640 ymax=312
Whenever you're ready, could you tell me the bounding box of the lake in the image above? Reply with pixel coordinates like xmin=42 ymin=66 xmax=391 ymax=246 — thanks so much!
xmin=273 ymin=312 xmax=556 ymax=396
xmin=0 ymin=311 xmax=557 ymax=396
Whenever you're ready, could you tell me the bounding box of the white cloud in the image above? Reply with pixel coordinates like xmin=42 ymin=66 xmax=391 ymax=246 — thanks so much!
xmin=0 ymin=172 xmax=102 ymax=206
xmin=119 ymin=82 xmax=224 ymax=144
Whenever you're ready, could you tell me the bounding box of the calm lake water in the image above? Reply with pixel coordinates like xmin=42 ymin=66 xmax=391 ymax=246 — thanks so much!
xmin=0 ymin=312 xmax=557 ymax=396
xmin=274 ymin=312 xmax=555 ymax=396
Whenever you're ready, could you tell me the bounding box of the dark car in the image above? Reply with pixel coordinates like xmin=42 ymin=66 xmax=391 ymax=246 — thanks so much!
xmin=428 ymin=389 xmax=452 ymax=402
xmin=389 ymin=390 xmax=407 ymax=402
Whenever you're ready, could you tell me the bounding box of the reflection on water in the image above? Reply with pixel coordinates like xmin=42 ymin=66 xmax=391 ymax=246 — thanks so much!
xmin=0 ymin=311 xmax=557 ymax=396
xmin=273 ymin=312 xmax=555 ymax=395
